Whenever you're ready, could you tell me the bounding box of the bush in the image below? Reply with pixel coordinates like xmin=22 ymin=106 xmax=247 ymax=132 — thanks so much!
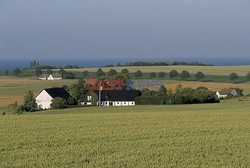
xmin=246 ymin=72 xmax=250 ymax=81
xmin=108 ymin=69 xmax=117 ymax=76
xmin=121 ymin=68 xmax=129 ymax=74
xmin=51 ymin=97 xmax=67 ymax=109
xmin=96 ymin=68 xmax=105 ymax=77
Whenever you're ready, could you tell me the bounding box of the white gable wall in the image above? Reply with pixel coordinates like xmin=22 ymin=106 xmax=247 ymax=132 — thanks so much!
xmin=35 ymin=90 xmax=53 ymax=109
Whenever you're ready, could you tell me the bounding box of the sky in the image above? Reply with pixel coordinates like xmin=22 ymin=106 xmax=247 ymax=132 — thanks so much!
xmin=0 ymin=0 xmax=250 ymax=66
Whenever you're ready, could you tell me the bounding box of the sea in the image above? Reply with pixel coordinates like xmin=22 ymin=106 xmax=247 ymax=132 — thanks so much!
xmin=0 ymin=57 xmax=250 ymax=70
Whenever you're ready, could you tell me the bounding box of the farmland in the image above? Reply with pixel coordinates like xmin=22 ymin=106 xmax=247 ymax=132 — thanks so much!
xmin=0 ymin=99 xmax=250 ymax=167
xmin=1 ymin=76 xmax=250 ymax=106
xmin=65 ymin=65 xmax=250 ymax=76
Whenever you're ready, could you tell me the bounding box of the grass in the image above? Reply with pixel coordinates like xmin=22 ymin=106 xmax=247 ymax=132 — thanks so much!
xmin=65 ymin=65 xmax=250 ymax=76
xmin=0 ymin=99 xmax=250 ymax=167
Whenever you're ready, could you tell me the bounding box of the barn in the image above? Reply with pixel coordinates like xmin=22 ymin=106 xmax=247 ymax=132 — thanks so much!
xmin=35 ymin=88 xmax=71 ymax=109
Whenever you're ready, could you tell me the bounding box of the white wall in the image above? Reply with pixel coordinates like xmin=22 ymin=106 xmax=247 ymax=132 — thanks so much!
xmin=101 ymin=101 xmax=135 ymax=106
xmin=35 ymin=90 xmax=53 ymax=109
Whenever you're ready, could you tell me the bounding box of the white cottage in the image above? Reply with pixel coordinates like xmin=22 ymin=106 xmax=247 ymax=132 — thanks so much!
xmin=47 ymin=74 xmax=62 ymax=80
xmin=35 ymin=88 xmax=71 ymax=109
xmin=216 ymin=88 xmax=238 ymax=99
xmin=82 ymin=90 xmax=141 ymax=106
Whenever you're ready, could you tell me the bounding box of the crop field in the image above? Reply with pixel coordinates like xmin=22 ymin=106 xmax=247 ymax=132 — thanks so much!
xmin=0 ymin=77 xmax=77 ymax=106
xmin=65 ymin=65 xmax=250 ymax=76
xmin=0 ymin=99 xmax=250 ymax=167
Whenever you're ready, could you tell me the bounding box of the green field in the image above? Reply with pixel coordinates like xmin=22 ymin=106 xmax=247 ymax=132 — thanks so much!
xmin=65 ymin=65 xmax=250 ymax=76
xmin=0 ymin=99 xmax=250 ymax=167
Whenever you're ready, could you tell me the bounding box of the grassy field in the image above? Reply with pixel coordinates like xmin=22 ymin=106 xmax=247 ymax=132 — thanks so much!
xmin=65 ymin=65 xmax=250 ymax=76
xmin=0 ymin=99 xmax=250 ymax=167
xmin=1 ymin=77 xmax=250 ymax=106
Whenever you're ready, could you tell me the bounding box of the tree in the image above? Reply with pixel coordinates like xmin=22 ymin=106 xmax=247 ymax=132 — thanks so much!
xmin=13 ymin=68 xmax=21 ymax=76
xmin=112 ymin=74 xmax=132 ymax=89
xmin=149 ymin=72 xmax=156 ymax=79
xmin=69 ymin=79 xmax=87 ymax=102
xmin=159 ymin=85 xmax=167 ymax=96
xmin=59 ymin=68 xmax=66 ymax=76
xmin=180 ymin=70 xmax=190 ymax=79
xmin=64 ymin=72 xmax=76 ymax=79
xmin=51 ymin=97 xmax=67 ymax=109
xmin=195 ymin=71 xmax=205 ymax=80
xmin=134 ymin=70 xmax=143 ymax=78
xmin=46 ymin=69 xmax=53 ymax=75
xmin=246 ymin=72 xmax=250 ymax=81
xmin=229 ymin=73 xmax=238 ymax=82
xmin=22 ymin=91 xmax=37 ymax=112
xmin=35 ymin=68 xmax=43 ymax=76
xmin=82 ymin=70 xmax=89 ymax=78
xmin=96 ymin=68 xmax=105 ymax=77
xmin=169 ymin=70 xmax=179 ymax=79
xmin=108 ymin=69 xmax=117 ymax=76
xmin=121 ymin=68 xmax=129 ymax=74
xmin=158 ymin=72 xmax=166 ymax=78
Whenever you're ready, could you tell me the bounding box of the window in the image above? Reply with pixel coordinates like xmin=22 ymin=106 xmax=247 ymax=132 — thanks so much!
xmin=87 ymin=96 xmax=92 ymax=101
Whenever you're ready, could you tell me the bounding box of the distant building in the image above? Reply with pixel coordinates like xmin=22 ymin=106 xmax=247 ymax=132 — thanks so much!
xmin=81 ymin=90 xmax=141 ymax=106
xmin=35 ymin=88 xmax=71 ymax=109
xmin=47 ymin=74 xmax=62 ymax=80
xmin=216 ymin=88 xmax=238 ymax=98
xmin=39 ymin=74 xmax=49 ymax=80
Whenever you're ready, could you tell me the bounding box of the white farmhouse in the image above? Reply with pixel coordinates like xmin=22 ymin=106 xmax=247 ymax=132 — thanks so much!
xmin=35 ymin=88 xmax=71 ymax=109
xmin=81 ymin=90 xmax=141 ymax=106
xmin=47 ymin=74 xmax=62 ymax=80
xmin=216 ymin=88 xmax=238 ymax=99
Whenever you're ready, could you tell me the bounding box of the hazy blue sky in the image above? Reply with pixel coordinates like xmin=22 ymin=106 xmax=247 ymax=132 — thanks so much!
xmin=0 ymin=0 xmax=250 ymax=63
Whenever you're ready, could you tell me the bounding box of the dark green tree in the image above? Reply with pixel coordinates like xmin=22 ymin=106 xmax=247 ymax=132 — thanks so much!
xmin=35 ymin=68 xmax=43 ymax=76
xmin=246 ymin=72 xmax=250 ymax=81
xmin=22 ymin=91 xmax=37 ymax=112
xmin=229 ymin=73 xmax=238 ymax=82
xmin=51 ymin=97 xmax=67 ymax=109
xmin=158 ymin=72 xmax=166 ymax=78
xmin=134 ymin=70 xmax=143 ymax=78
xmin=69 ymin=79 xmax=87 ymax=101
xmin=46 ymin=69 xmax=53 ymax=75
xmin=169 ymin=70 xmax=179 ymax=79
xmin=96 ymin=68 xmax=105 ymax=77
xmin=121 ymin=68 xmax=129 ymax=74
xmin=108 ymin=69 xmax=117 ymax=76
xmin=82 ymin=70 xmax=89 ymax=78
xmin=195 ymin=71 xmax=205 ymax=80
xmin=149 ymin=72 xmax=156 ymax=79
xmin=59 ymin=68 xmax=66 ymax=76
xmin=158 ymin=85 xmax=167 ymax=96
xmin=13 ymin=68 xmax=21 ymax=76
xmin=180 ymin=70 xmax=190 ymax=79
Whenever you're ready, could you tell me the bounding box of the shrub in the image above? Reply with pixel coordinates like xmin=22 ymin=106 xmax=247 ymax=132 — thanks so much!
xmin=51 ymin=97 xmax=67 ymax=109
xmin=96 ymin=68 xmax=105 ymax=77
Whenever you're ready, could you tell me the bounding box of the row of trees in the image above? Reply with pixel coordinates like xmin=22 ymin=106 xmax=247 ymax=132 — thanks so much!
xmin=136 ymin=85 xmax=219 ymax=105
